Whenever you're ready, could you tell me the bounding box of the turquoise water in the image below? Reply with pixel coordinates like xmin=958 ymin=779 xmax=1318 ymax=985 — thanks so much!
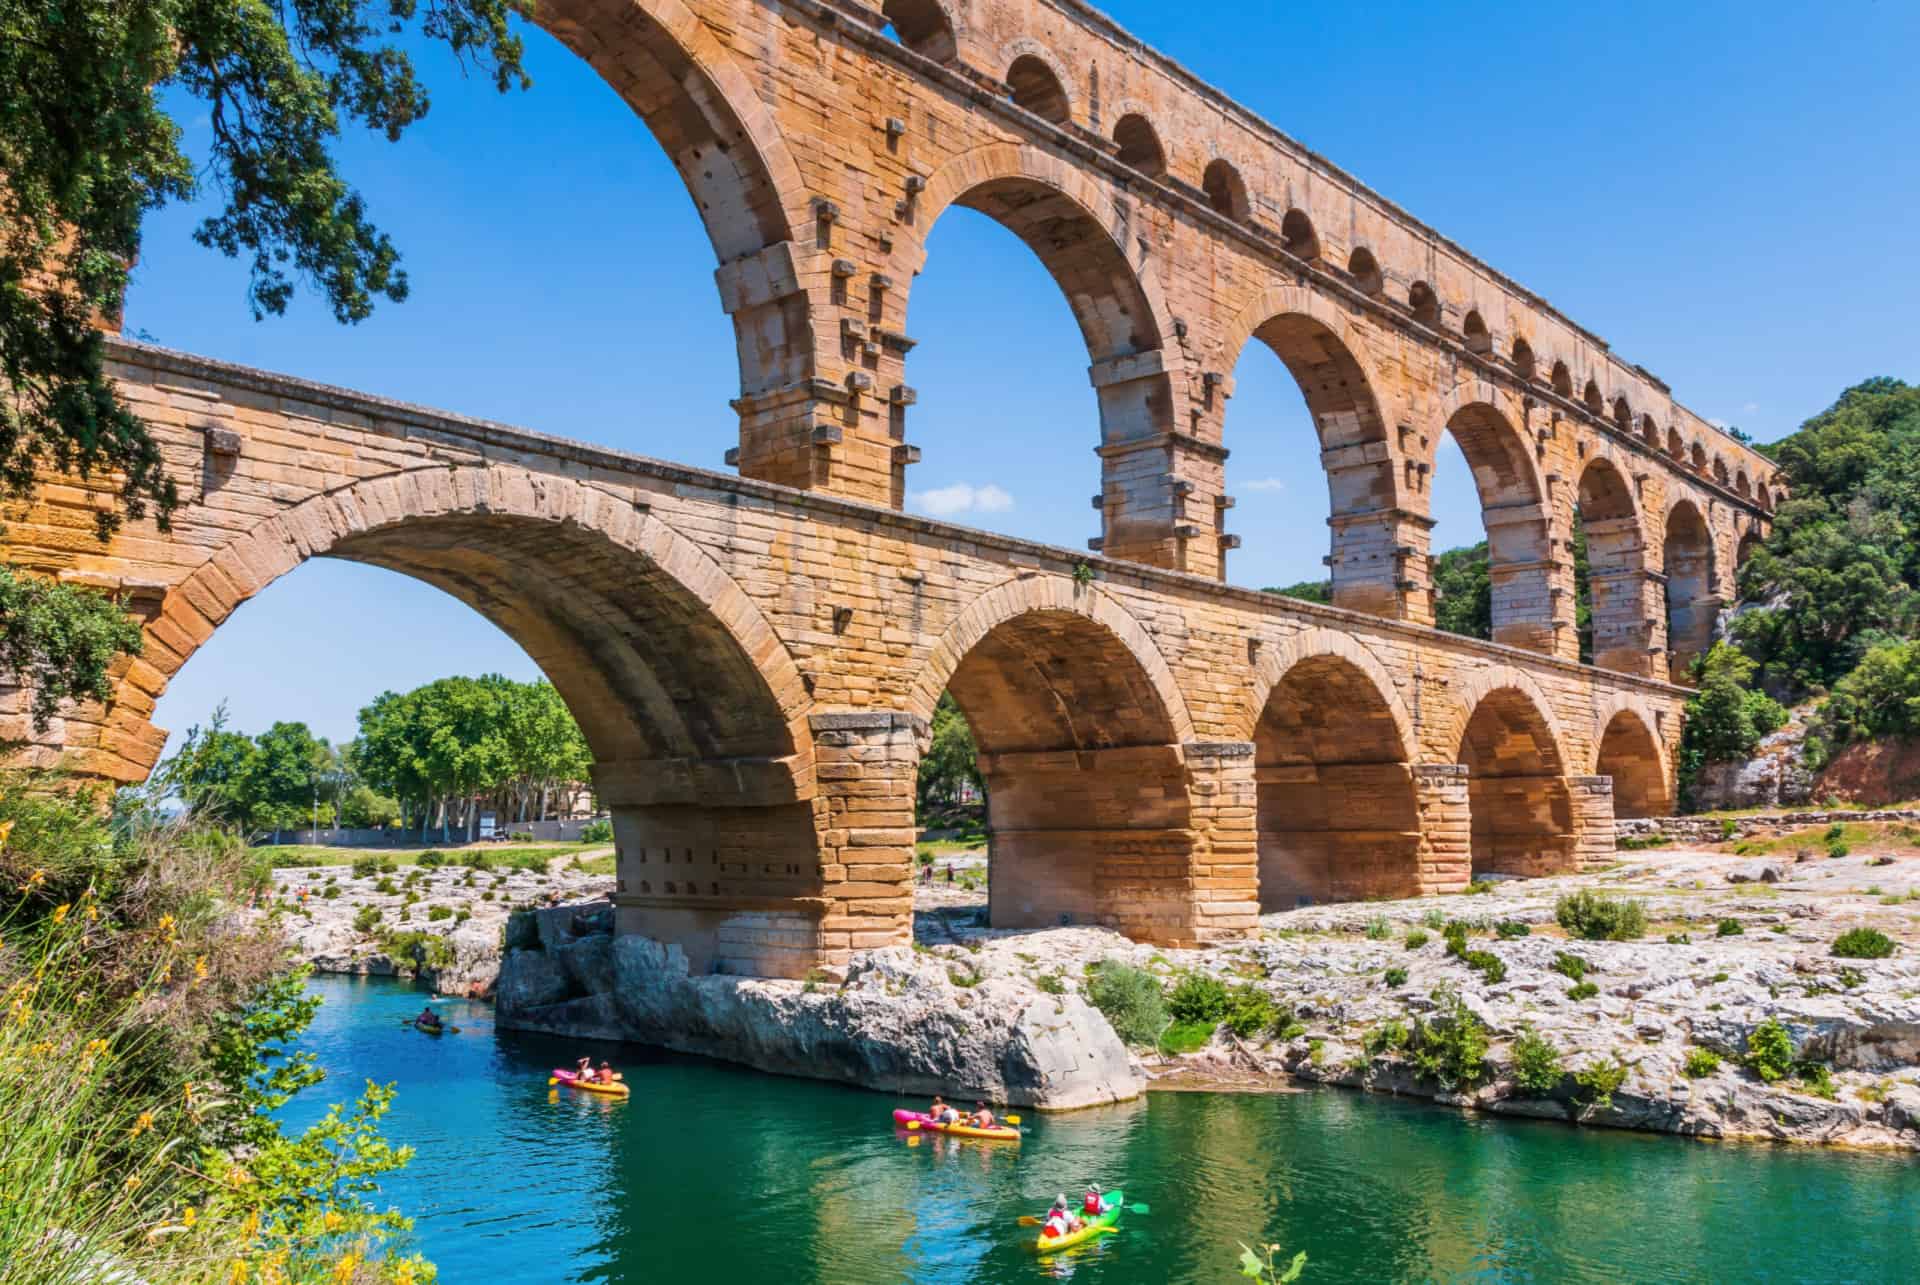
xmin=290 ymin=975 xmax=1918 ymax=1283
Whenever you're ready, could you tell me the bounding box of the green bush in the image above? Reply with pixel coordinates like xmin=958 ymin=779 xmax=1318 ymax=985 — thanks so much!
xmin=427 ymin=905 xmax=452 ymax=922
xmin=1827 ymin=841 xmax=1850 ymax=859
xmin=1495 ymin=919 xmax=1530 ymax=940
xmin=1404 ymin=929 xmax=1430 ymax=950
xmin=1408 ymin=992 xmax=1490 ymax=1091
xmin=454 ymin=909 xmax=472 ymax=925
xmin=321 ymin=884 xmax=341 ymax=899
xmin=1422 ymin=908 xmax=1446 ymax=930
xmin=1085 ymin=959 xmax=1170 ymax=1047
xmin=462 ymin=850 xmax=495 ymax=871
xmin=1677 ymin=644 xmax=1788 ymax=804
xmin=1826 ymin=822 xmax=1847 ymax=841
xmin=1442 ymin=920 xmax=1469 ymax=957
xmin=1167 ymin=972 xmax=1231 ymax=1025
xmin=377 ymin=928 xmax=456 ymax=971
xmin=1567 ymin=981 xmax=1599 ymax=1001
xmin=1665 ymin=932 xmax=1692 ymax=944
xmin=1554 ymin=889 xmax=1647 ymax=941
xmin=1716 ymin=918 xmax=1745 ymax=937
xmin=416 ymin=849 xmax=445 ymax=868
xmin=1510 ymin=1028 xmax=1563 ymax=1096
xmin=1033 ymin=971 xmax=1066 ymax=995
xmin=1158 ymin=1021 xmax=1215 ymax=1055
xmin=1683 ymin=1047 xmax=1722 ymax=1079
xmin=351 ymin=855 xmax=382 ymax=879
xmin=581 ymin=818 xmax=615 ymax=843
xmin=1832 ymin=927 xmax=1895 ymax=959
xmin=1798 ymin=1061 xmax=1838 ymax=1100
xmin=374 ymin=875 xmax=398 ymax=895
xmin=1811 ymin=638 xmax=1920 ymax=746
xmin=1364 ymin=915 xmax=1391 ymax=941
xmin=1362 ymin=1020 xmax=1410 ymax=1057
xmin=1550 ymin=952 xmax=1588 ymax=982
xmin=1223 ymin=984 xmax=1278 ymax=1038
xmin=1382 ymin=967 xmax=1408 ymax=988
xmin=1461 ymin=950 xmax=1506 ymax=984
xmin=1746 ymin=1018 xmax=1795 ymax=1083
xmin=1465 ymin=880 xmax=1495 ymax=895
xmin=1574 ymin=1056 xmax=1629 ymax=1110
xmin=352 ymin=906 xmax=381 ymax=934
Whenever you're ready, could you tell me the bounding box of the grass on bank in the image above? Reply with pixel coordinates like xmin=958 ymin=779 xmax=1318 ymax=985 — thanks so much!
xmin=1729 ymin=821 xmax=1920 ymax=858
xmin=264 ymin=841 xmax=609 ymax=871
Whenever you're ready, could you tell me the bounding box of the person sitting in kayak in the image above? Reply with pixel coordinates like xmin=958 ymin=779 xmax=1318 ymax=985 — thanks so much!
xmin=574 ymin=1056 xmax=594 ymax=1080
xmin=415 ymin=1006 xmax=441 ymax=1029
xmin=969 ymin=1102 xmax=996 ymax=1129
xmin=1043 ymin=1195 xmax=1081 ymax=1240
xmin=1082 ymin=1185 xmax=1111 ymax=1216
xmin=595 ymin=1060 xmax=617 ymax=1086
xmin=927 ymin=1094 xmax=947 ymax=1118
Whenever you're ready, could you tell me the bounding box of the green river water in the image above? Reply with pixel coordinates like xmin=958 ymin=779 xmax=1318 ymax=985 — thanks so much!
xmin=289 ymin=974 xmax=1917 ymax=1283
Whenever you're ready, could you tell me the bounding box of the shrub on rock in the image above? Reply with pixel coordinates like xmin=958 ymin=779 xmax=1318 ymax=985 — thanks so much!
xmin=1084 ymin=959 xmax=1169 ymax=1047
xmin=1832 ymin=927 xmax=1895 ymax=959
xmin=1555 ymin=890 xmax=1647 ymax=941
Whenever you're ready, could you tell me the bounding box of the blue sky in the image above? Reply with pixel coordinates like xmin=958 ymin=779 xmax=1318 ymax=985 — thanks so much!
xmin=134 ymin=0 xmax=1920 ymax=747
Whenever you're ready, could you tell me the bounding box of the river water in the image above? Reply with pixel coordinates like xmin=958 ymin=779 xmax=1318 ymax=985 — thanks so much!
xmin=289 ymin=975 xmax=1917 ymax=1283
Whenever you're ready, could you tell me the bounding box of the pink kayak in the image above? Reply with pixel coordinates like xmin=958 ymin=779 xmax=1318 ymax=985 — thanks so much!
xmin=892 ymin=1108 xmax=1019 ymax=1141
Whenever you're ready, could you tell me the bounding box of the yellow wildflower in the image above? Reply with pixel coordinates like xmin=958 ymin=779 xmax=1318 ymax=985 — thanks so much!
xmin=156 ymin=913 xmax=176 ymax=939
xmin=229 ymin=1167 xmax=256 ymax=1189
xmin=84 ymin=1038 xmax=108 ymax=1057
xmin=123 ymin=1174 xmax=141 ymax=1192
xmin=330 ymin=1254 xmax=360 ymax=1284
xmin=194 ymin=955 xmax=209 ymax=981
xmin=323 ymin=1210 xmax=344 ymax=1232
xmin=51 ymin=904 xmax=69 ymax=923
xmin=240 ymin=1209 xmax=260 ymax=1239
xmin=394 ymin=1260 xmax=419 ymax=1285
xmin=85 ymin=903 xmax=99 ymax=922
xmin=26 ymin=868 xmax=45 ymax=889
xmin=130 ymin=1111 xmax=154 ymax=1137
xmin=183 ymin=1206 xmax=197 ymax=1228
xmin=227 ymin=1260 xmax=248 ymax=1285
xmin=0 ymin=819 xmax=14 ymax=847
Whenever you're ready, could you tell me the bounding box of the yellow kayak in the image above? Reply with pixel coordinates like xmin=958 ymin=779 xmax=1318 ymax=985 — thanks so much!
xmin=1036 ymin=1190 xmax=1124 ymax=1253
xmin=552 ymin=1069 xmax=630 ymax=1098
xmin=892 ymin=1109 xmax=1020 ymax=1142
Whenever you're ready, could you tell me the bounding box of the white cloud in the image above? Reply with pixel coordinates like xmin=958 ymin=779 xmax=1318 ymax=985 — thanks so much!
xmin=910 ymin=482 xmax=1014 ymax=517
xmin=1243 ymin=477 xmax=1287 ymax=492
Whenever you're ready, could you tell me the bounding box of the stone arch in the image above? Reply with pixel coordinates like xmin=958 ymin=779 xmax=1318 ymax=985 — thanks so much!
xmin=1203 ymin=158 xmax=1251 ymax=221
xmin=1551 ymin=360 xmax=1574 ymax=398
xmin=1463 ymin=309 xmax=1492 ymax=354
xmin=1691 ymin=440 xmax=1708 ymax=473
xmin=909 ymin=575 xmax=1192 ymax=739
xmin=1409 ymin=280 xmax=1442 ymax=328
xmin=1594 ymin=696 xmax=1672 ymax=818
xmin=536 ymin=0 xmax=813 ymax=402
xmin=1281 ymin=208 xmax=1321 ymax=261
xmin=1612 ymin=396 xmax=1633 ymax=433
xmin=1217 ymin=285 xmax=1402 ymax=617
xmin=1250 ymin=637 xmax=1421 ymax=908
xmin=1511 ymin=336 xmax=1536 ymax=381
xmin=1667 ymin=426 xmax=1686 ymax=461
xmin=1583 ymin=378 xmax=1605 ymax=415
xmin=1236 ymin=628 xmax=1414 ymax=749
xmin=880 ymin=0 xmax=959 ymax=62
xmin=1576 ymin=455 xmax=1652 ymax=674
xmin=1713 ymin=455 xmax=1732 ymax=488
xmin=134 ymin=465 xmax=826 ymax=975
xmin=1448 ymin=668 xmax=1578 ymax=879
xmin=912 ymin=575 xmax=1197 ymax=940
xmin=1757 ymin=482 xmax=1772 ymax=510
xmin=1663 ymin=498 xmax=1717 ymax=681
xmin=1430 ymin=389 xmax=1556 ymax=653
xmin=1347 ymin=245 xmax=1385 ymax=295
xmin=1735 ymin=468 xmax=1752 ymax=499
xmin=1005 ymin=51 xmax=1072 ymax=125
xmin=1113 ymin=112 xmax=1167 ymax=177
xmin=1640 ymin=414 xmax=1662 ymax=449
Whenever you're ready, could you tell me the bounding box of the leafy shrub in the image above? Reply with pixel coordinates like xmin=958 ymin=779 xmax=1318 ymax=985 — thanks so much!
xmin=1408 ymin=993 xmax=1490 ymax=1091
xmin=1826 ymin=822 xmax=1847 ymax=841
xmin=374 ymin=875 xmax=398 ymax=895
xmin=1442 ymin=920 xmax=1469 ymax=957
xmin=1677 ymin=644 xmax=1788 ymax=804
xmin=1382 ymin=967 xmax=1408 ymax=988
xmin=1033 ymin=971 xmax=1066 ymax=995
xmin=1362 ymin=1020 xmax=1410 ymax=1057
xmin=1720 ymin=818 xmax=1739 ymax=840
xmin=1422 ymin=908 xmax=1446 ymax=930
xmin=1811 ymin=638 xmax=1920 ymax=746
xmin=1798 ymin=1061 xmax=1838 ymax=1100
xmin=1509 ymin=1028 xmax=1563 ymax=1096
xmin=581 ymin=818 xmax=615 ymax=843
xmin=352 ymin=906 xmax=381 ymax=934
xmin=351 ymin=855 xmax=382 ymax=879
xmin=377 ymin=928 xmax=456 ymax=970
xmin=1828 ymin=841 xmax=1850 ymax=859
xmin=1746 ymin=1018 xmax=1795 ymax=1083
xmin=1716 ymin=918 xmax=1744 ymax=937
xmin=417 ymin=849 xmax=445 ymax=868
xmin=462 ymin=850 xmax=494 ymax=871
xmin=1158 ymin=1021 xmax=1215 ymax=1055
xmin=1683 ymin=1048 xmax=1722 ymax=1078
xmin=427 ymin=905 xmax=452 ymax=922
xmin=1167 ymin=972 xmax=1231 ymax=1025
xmin=1465 ymin=880 xmax=1495 ymax=895
xmin=1550 ymin=951 xmax=1588 ymax=982
xmin=1461 ymin=950 xmax=1506 ymax=984
xmin=1085 ymin=959 xmax=1170 ymax=1047
xmin=321 ymin=884 xmax=341 ymax=899
xmin=1223 ymin=984 xmax=1278 ymax=1038
xmin=1495 ymin=920 xmax=1530 ymax=940
xmin=1404 ymin=929 xmax=1429 ymax=950
xmin=1555 ymin=890 xmax=1647 ymax=941
xmin=1364 ymin=915 xmax=1391 ymax=941
xmin=1574 ymin=1056 xmax=1629 ymax=1110
xmin=1665 ymin=932 xmax=1692 ymax=944
xmin=1271 ymin=1012 xmax=1307 ymax=1042
xmin=1832 ymin=927 xmax=1895 ymax=959
xmin=1567 ymin=981 xmax=1599 ymax=1001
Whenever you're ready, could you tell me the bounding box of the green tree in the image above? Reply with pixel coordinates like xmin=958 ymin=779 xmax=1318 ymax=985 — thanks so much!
xmin=1263 ymin=579 xmax=1331 ymax=605
xmin=502 ymin=678 xmax=592 ymax=820
xmin=1 ymin=0 xmax=530 ymax=535
xmin=0 ymin=565 xmax=145 ymax=732
xmin=1432 ymin=541 xmax=1493 ymax=640
xmin=1677 ymin=643 xmax=1788 ymax=804
xmin=917 ymin=691 xmax=982 ymax=808
xmin=1807 ymin=638 xmax=1920 ymax=756
xmin=152 ymin=702 xmax=260 ymax=824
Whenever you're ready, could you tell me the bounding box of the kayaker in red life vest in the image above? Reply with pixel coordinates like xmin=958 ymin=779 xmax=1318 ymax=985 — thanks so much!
xmin=1082 ymin=1185 xmax=1110 ymax=1216
xmin=1043 ymin=1196 xmax=1081 ymax=1240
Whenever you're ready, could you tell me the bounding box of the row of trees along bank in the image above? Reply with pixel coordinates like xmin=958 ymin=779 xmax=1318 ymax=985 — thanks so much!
xmin=1272 ymin=379 xmax=1920 ymax=809
xmin=154 ymin=676 xmax=594 ymax=843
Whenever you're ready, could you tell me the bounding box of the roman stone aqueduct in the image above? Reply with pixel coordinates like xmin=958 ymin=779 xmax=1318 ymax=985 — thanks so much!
xmin=4 ymin=0 xmax=1781 ymax=976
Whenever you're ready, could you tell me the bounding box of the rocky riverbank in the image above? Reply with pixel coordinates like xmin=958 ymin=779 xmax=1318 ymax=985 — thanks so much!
xmin=496 ymin=843 xmax=1920 ymax=1148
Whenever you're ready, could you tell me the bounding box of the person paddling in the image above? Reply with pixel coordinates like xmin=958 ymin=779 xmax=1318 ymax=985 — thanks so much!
xmin=1042 ymin=1195 xmax=1082 ymax=1241
xmin=1082 ymin=1184 xmax=1110 ymax=1216
xmin=970 ymin=1101 xmax=997 ymax=1130
xmin=415 ymin=1006 xmax=441 ymax=1029
xmin=595 ymin=1060 xmax=617 ymax=1086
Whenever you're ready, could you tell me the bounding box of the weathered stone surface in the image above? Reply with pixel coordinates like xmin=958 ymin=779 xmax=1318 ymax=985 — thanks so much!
xmin=497 ymin=949 xmax=571 ymax=1013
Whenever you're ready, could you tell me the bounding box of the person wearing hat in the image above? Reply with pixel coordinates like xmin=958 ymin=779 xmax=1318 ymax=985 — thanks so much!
xmin=1042 ymin=1195 xmax=1081 ymax=1241
xmin=1082 ymin=1184 xmax=1111 ymax=1216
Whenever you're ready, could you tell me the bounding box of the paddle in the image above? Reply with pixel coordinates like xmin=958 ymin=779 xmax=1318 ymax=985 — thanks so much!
xmin=1016 ymin=1201 xmax=1150 ymax=1226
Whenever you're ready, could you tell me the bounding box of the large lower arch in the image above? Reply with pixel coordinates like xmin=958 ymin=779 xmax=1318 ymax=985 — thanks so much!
xmin=1246 ymin=633 xmax=1420 ymax=908
xmin=1664 ymin=498 xmax=1718 ymax=680
xmin=1594 ymin=699 xmax=1672 ymax=818
xmin=1216 ymin=287 xmax=1405 ymax=619
xmin=1431 ymin=390 xmax=1560 ymax=657
xmin=135 ymin=466 xmax=830 ymax=976
xmin=1449 ymin=668 xmax=1578 ymax=878
xmin=912 ymin=576 xmax=1200 ymax=942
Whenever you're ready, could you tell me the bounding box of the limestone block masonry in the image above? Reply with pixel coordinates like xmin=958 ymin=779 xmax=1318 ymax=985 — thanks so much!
xmin=1 ymin=0 xmax=1772 ymax=976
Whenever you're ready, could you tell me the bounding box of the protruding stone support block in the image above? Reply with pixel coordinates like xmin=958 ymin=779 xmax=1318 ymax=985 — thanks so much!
xmin=1412 ymin=764 xmax=1472 ymax=894
xmin=1569 ymin=774 xmax=1618 ymax=871
xmin=1327 ymin=506 xmax=1435 ymax=624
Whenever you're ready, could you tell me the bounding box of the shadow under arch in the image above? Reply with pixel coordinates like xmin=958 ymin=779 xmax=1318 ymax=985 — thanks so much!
xmin=1594 ymin=697 xmax=1671 ymax=818
xmin=1576 ymin=455 xmax=1654 ymax=675
xmin=910 ymin=576 xmax=1200 ymax=941
xmin=1244 ymin=631 xmax=1421 ymax=908
xmin=1447 ymin=667 xmax=1578 ymax=879
xmin=1216 ymin=285 xmax=1404 ymax=618
xmin=135 ymin=465 xmax=826 ymax=974
xmin=1663 ymin=498 xmax=1717 ymax=681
